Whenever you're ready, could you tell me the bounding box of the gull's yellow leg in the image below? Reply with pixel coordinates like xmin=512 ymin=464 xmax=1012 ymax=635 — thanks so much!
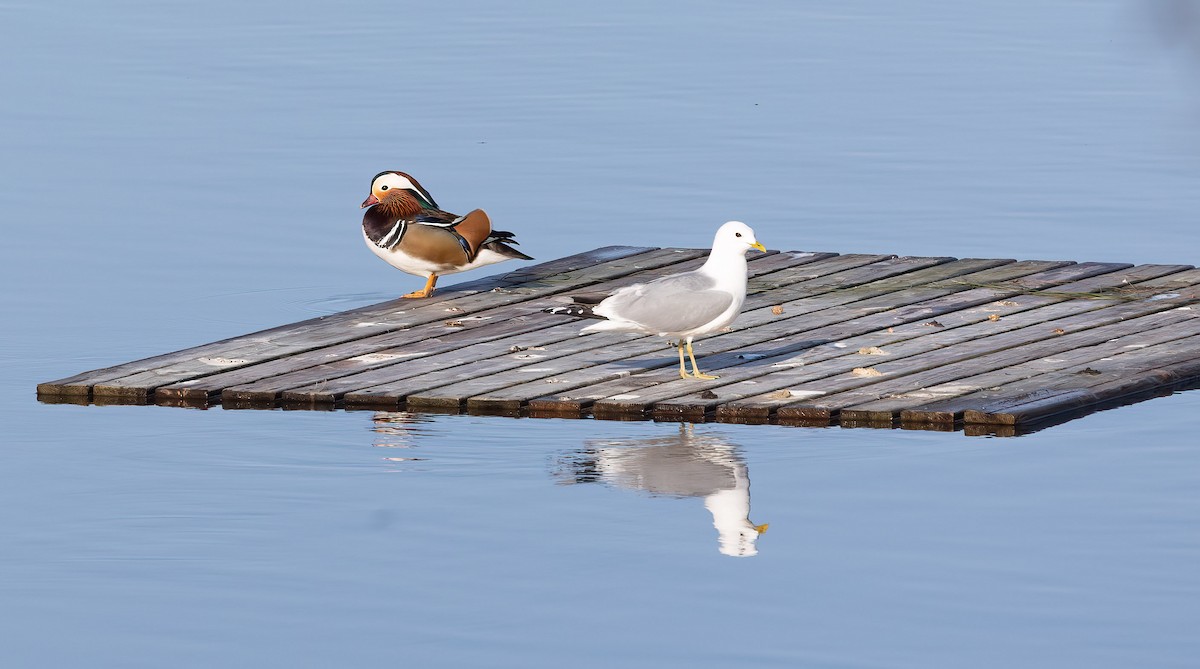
xmin=403 ymin=274 xmax=438 ymax=299
xmin=686 ymin=341 xmax=719 ymax=380
xmin=677 ymin=342 xmax=690 ymax=379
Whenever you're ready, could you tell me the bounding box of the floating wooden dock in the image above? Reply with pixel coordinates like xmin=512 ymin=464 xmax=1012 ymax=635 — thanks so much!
xmin=38 ymin=246 xmax=1200 ymax=434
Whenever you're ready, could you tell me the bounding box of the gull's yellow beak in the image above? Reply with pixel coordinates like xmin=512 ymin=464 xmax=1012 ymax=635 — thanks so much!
xmin=751 ymin=241 xmax=767 ymax=253
xmin=754 ymin=523 xmax=769 ymax=534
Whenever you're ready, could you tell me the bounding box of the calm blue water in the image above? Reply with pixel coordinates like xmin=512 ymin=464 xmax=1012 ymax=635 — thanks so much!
xmin=3 ymin=1 xmax=1199 ymax=667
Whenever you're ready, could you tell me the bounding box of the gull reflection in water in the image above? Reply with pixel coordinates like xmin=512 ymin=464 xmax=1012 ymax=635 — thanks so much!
xmin=555 ymin=424 xmax=768 ymax=557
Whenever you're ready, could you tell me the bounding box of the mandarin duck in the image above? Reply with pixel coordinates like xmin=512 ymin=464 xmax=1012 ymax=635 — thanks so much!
xmin=361 ymin=170 xmax=532 ymax=298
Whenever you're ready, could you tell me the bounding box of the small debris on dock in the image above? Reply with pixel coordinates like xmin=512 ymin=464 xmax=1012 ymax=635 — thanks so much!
xmin=852 ymin=367 xmax=884 ymax=377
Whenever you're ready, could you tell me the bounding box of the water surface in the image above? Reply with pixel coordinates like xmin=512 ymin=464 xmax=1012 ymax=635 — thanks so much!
xmin=3 ymin=1 xmax=1199 ymax=667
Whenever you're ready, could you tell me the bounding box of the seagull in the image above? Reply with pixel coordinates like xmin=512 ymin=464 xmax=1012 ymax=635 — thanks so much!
xmin=545 ymin=221 xmax=765 ymax=379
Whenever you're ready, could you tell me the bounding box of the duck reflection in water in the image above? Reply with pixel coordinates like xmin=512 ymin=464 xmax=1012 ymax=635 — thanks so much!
xmin=555 ymin=424 xmax=768 ymax=557
xmin=370 ymin=412 xmax=434 ymax=463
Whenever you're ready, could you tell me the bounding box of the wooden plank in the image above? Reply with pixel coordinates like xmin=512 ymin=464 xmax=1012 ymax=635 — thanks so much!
xmin=256 ymin=251 xmax=835 ymax=407
xmin=767 ymin=293 xmax=1200 ymax=423
xmin=333 ymin=325 xmax=637 ymax=409
xmin=257 ymin=251 xmax=844 ymax=405
xmin=193 ymin=315 xmax=566 ymax=403
xmin=332 ymin=252 xmax=910 ymax=408
xmin=705 ymin=265 xmax=1197 ymax=422
xmin=653 ymin=263 xmax=1143 ymax=420
xmin=956 ymin=331 xmax=1200 ymax=425
xmin=895 ymin=299 xmax=1200 ymax=424
xmin=263 ymin=250 xmax=845 ymax=406
xmin=398 ymin=255 xmax=980 ymax=410
xmin=953 ymin=353 xmax=1200 ymax=432
xmin=334 ymin=252 xmax=909 ymax=408
xmin=158 ymin=248 xmax=758 ymax=402
xmin=447 ymin=257 xmax=1061 ymax=411
xmin=847 ymin=311 xmax=1200 ymax=423
xmin=121 ymin=249 xmax=856 ymax=403
xmin=278 ymin=321 xmax=604 ymax=405
xmin=37 ymin=245 xmax=656 ymax=397
xmin=596 ymin=260 xmax=1138 ymax=420
xmin=965 ymin=356 xmax=1200 ymax=427
xmin=75 ymin=247 xmax=702 ymax=400
xmin=704 ymin=263 xmax=1195 ymax=420
xmin=40 ymin=245 xmax=656 ymax=398
xmin=772 ymin=266 xmax=1195 ymax=419
xmin=532 ymin=258 xmax=1078 ymax=416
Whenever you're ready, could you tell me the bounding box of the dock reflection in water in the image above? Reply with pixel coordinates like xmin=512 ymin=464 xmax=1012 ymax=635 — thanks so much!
xmin=555 ymin=424 xmax=768 ymax=557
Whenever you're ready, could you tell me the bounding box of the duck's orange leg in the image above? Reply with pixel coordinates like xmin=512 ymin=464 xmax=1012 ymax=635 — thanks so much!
xmin=403 ymin=274 xmax=438 ymax=299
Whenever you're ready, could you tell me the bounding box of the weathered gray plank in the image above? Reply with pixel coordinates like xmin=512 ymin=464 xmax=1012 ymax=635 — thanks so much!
xmin=116 ymin=249 xmax=855 ymax=403
xmin=159 ymin=305 xmax=572 ymax=402
xmin=338 ymin=253 xmax=916 ymax=407
xmin=265 ymin=251 xmax=834 ymax=405
xmin=160 ymin=248 xmax=753 ymax=402
xmin=782 ymin=268 xmax=1200 ymax=420
xmin=215 ymin=316 xmax=573 ymax=404
xmin=282 ymin=322 xmax=617 ymax=405
xmin=37 ymin=245 xmax=655 ymax=396
xmin=894 ymin=302 xmax=1200 ymax=424
xmin=955 ymin=331 xmax=1200 ymax=425
xmin=705 ymin=265 xmax=1198 ymax=421
xmin=964 ymin=356 xmax=1200 ymax=426
xmin=611 ymin=261 xmax=1142 ymax=420
xmin=82 ymin=247 xmax=699 ymax=400
xmin=543 ymin=259 xmax=1085 ymax=416
xmin=767 ymin=295 xmax=1199 ymax=422
xmin=844 ymin=311 xmax=1200 ymax=422
xmin=462 ymin=258 xmax=1066 ymax=411
xmin=397 ymin=256 xmax=983 ymax=410
xmin=269 ymin=252 xmax=836 ymax=405
xmin=335 ymin=252 xmax=902 ymax=407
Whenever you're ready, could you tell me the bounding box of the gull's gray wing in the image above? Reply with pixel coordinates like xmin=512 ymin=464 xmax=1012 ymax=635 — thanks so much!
xmin=596 ymin=271 xmax=734 ymax=334
xmin=591 ymin=442 xmax=740 ymax=497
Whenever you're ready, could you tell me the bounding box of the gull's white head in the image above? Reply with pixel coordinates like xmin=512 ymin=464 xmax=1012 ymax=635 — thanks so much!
xmin=712 ymin=221 xmax=766 ymax=256
xmin=704 ymin=487 xmax=769 ymax=557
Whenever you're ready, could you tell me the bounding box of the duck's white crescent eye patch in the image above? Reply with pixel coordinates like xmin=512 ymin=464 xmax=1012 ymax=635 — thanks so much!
xmin=374 ymin=173 xmax=417 ymax=192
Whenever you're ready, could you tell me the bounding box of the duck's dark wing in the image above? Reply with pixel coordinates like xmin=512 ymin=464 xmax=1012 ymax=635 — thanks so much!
xmin=363 ymin=206 xmax=412 ymax=250
xmin=415 ymin=208 xmax=533 ymax=262
xmin=365 ymin=207 xmax=468 ymax=253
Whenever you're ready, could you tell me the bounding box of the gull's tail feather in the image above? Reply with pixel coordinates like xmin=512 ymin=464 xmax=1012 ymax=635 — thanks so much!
xmin=543 ymin=304 xmax=597 ymax=318
xmin=579 ymin=319 xmax=631 ymax=333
